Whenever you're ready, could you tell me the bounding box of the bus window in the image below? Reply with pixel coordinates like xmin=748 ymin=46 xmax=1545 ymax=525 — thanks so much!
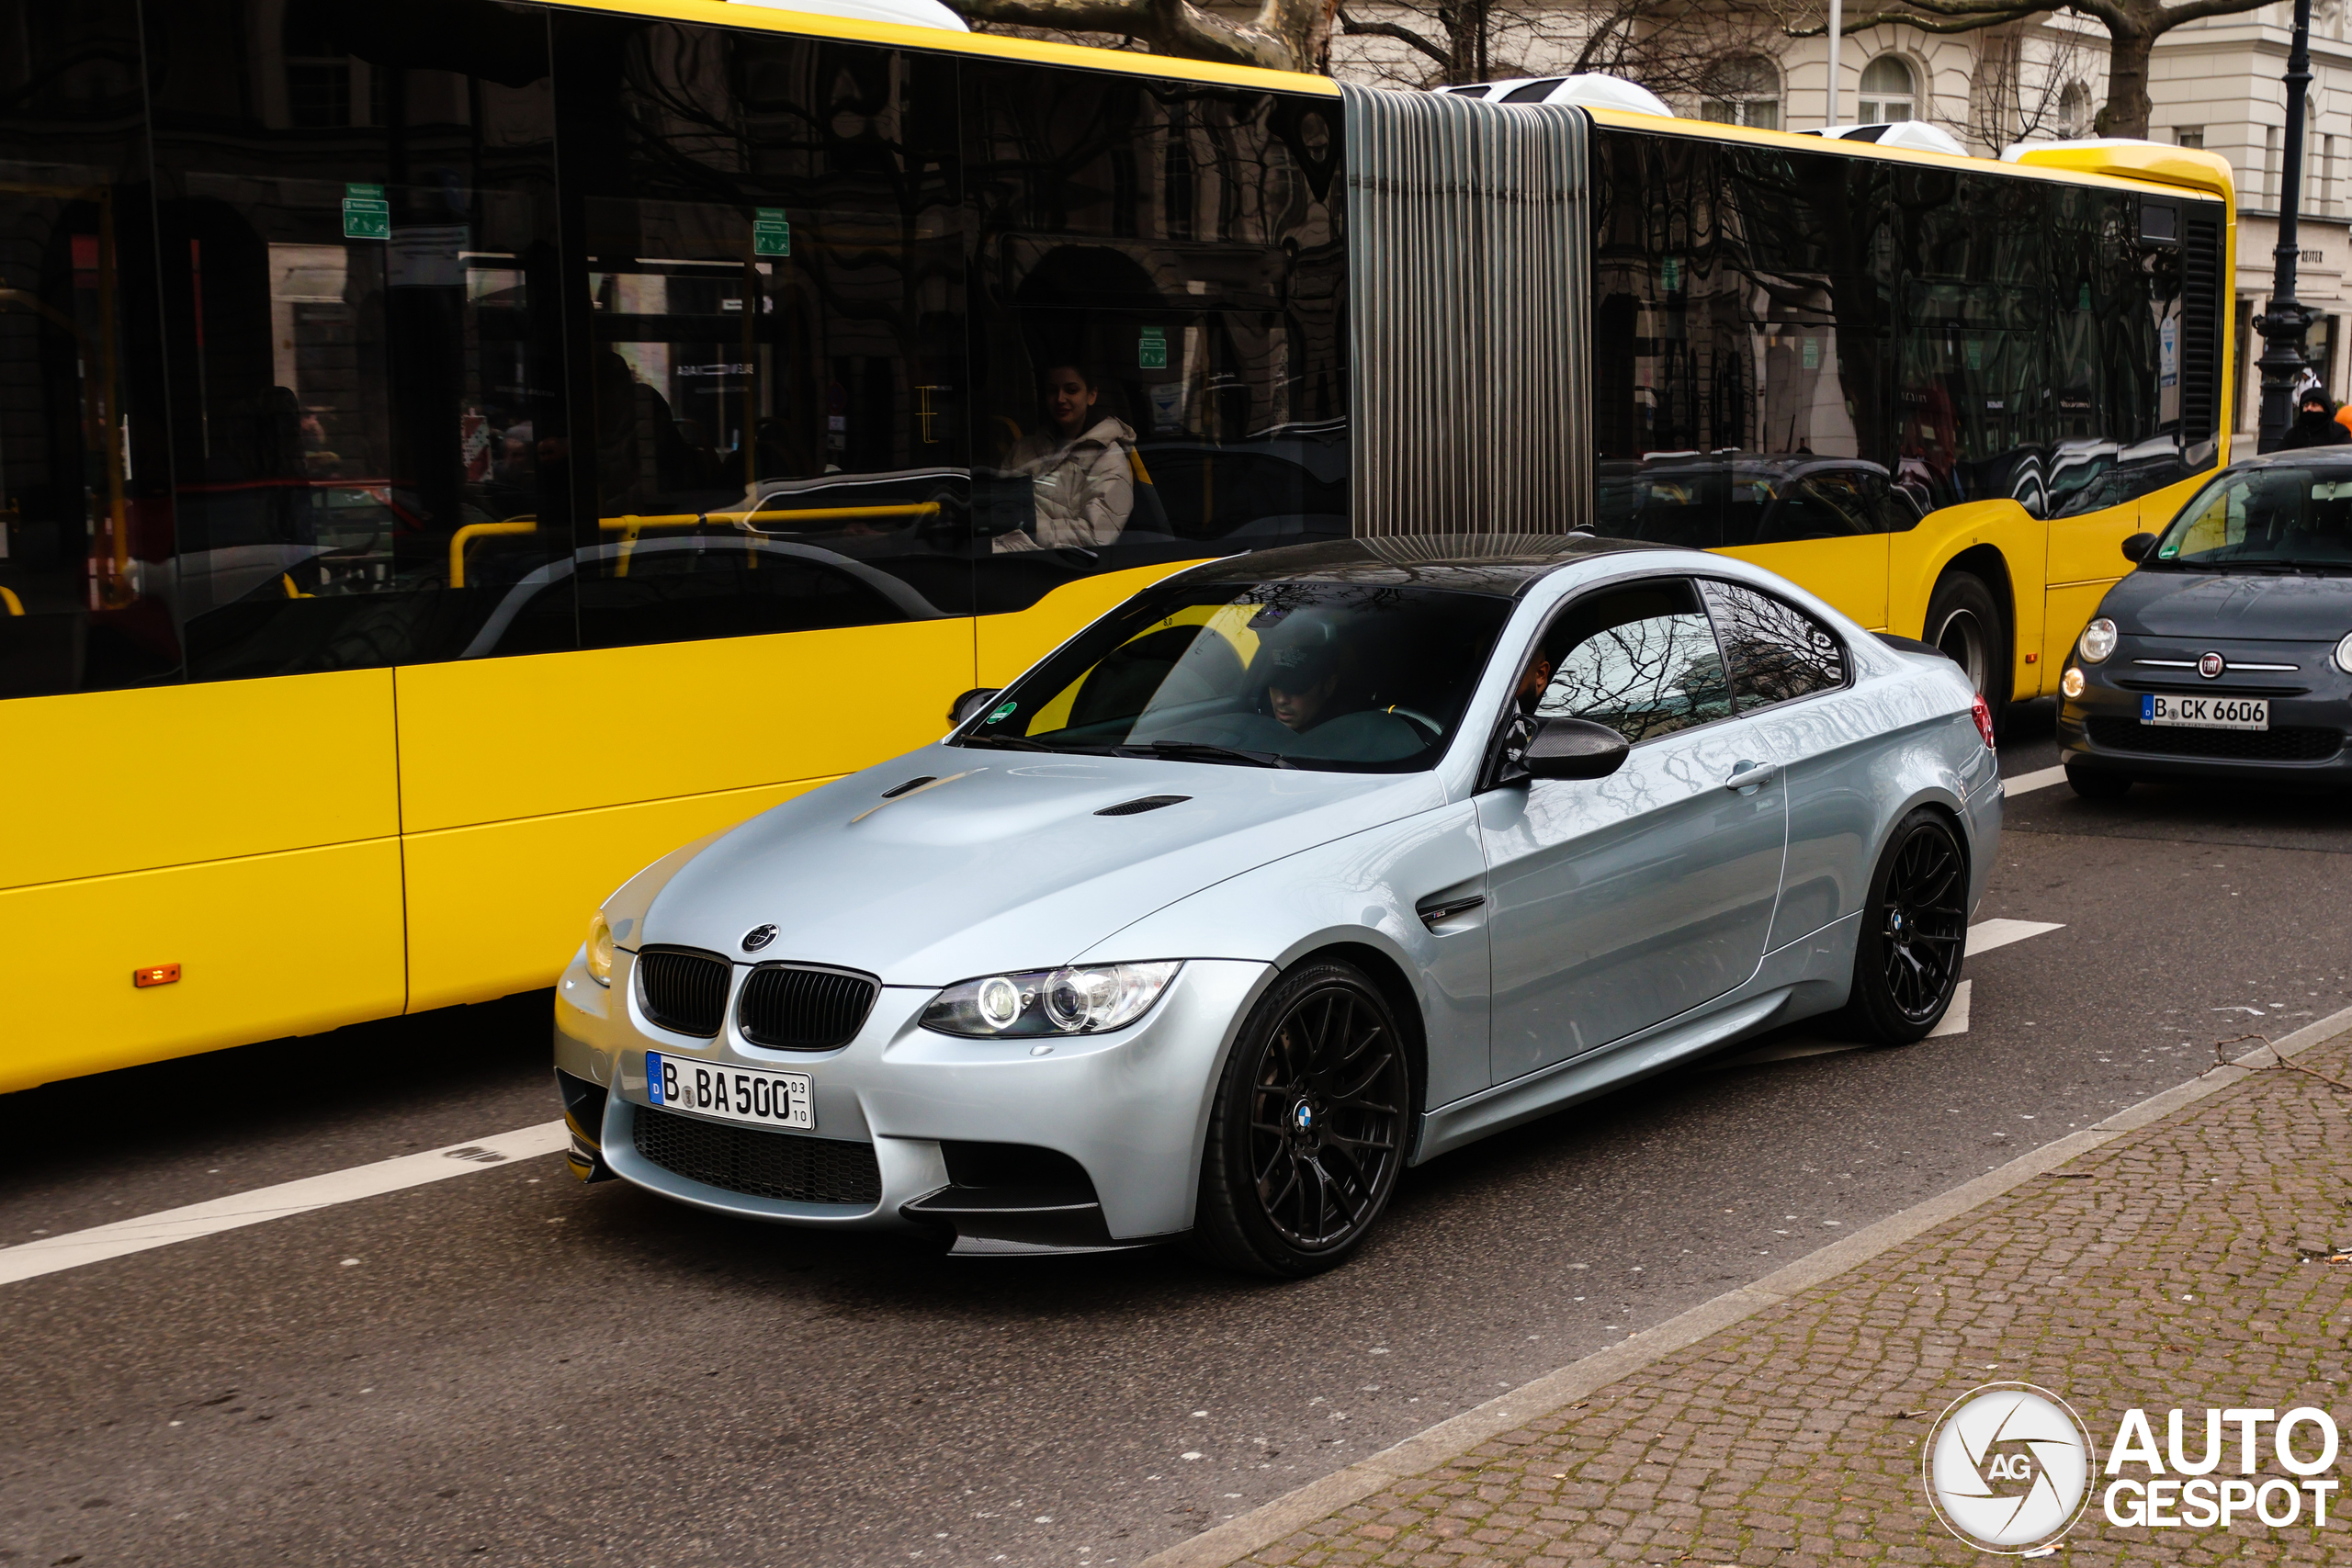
xmin=142 ymin=0 xmax=570 ymax=681
xmin=0 ymin=0 xmax=181 ymax=699
xmin=557 ymin=18 xmax=973 ymax=647
xmin=963 ymin=65 xmax=1348 ymax=613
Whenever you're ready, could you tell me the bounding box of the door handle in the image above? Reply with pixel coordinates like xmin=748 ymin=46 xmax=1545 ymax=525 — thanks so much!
xmin=1723 ymin=761 xmax=1780 ymax=794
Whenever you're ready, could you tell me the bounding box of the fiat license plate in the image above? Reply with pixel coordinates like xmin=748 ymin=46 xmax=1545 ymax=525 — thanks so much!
xmin=647 ymin=1052 xmax=813 ymax=1130
xmin=2142 ymin=694 xmax=2267 ymax=730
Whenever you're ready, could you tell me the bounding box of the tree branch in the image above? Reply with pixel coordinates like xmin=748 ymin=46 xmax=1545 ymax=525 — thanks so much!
xmin=1337 ymin=6 xmax=1452 ymax=67
xmin=956 ymin=0 xmax=1310 ymax=69
xmin=2141 ymin=0 xmax=2275 ymax=35
xmin=1784 ymin=5 xmax=2039 ymax=37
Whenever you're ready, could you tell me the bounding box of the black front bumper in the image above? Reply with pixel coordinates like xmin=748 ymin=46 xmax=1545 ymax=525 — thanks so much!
xmin=2060 ymin=637 xmax=2352 ymax=784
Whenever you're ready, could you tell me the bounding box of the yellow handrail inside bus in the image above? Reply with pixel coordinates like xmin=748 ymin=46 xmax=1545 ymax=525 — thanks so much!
xmin=447 ymin=503 xmax=942 ymax=588
xmin=0 ymin=585 xmax=22 ymax=615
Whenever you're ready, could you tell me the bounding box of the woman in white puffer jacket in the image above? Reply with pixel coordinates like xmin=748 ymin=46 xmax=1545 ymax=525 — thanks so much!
xmin=994 ymin=364 xmax=1138 ymax=551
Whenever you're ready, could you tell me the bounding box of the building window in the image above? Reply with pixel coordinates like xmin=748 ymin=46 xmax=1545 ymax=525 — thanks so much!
xmin=284 ymin=9 xmax=368 ymax=129
xmin=2177 ymin=126 xmax=2205 ymax=149
xmin=2057 ymin=80 xmax=2091 ymax=138
xmin=1858 ymin=55 xmax=1918 ymax=123
xmin=1699 ymin=55 xmax=1781 ymax=130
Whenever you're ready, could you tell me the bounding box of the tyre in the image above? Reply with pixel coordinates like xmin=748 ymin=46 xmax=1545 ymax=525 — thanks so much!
xmin=1189 ymin=959 xmax=1413 ymax=1277
xmin=1832 ymin=807 xmax=1969 ymax=1044
xmin=1923 ymin=572 xmax=2008 ymax=730
xmin=2064 ymin=762 xmax=2132 ymax=800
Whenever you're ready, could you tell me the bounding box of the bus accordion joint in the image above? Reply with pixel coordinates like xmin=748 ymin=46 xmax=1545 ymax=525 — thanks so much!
xmin=0 ymin=585 xmax=21 ymax=615
xmin=447 ymin=505 xmax=944 ymax=588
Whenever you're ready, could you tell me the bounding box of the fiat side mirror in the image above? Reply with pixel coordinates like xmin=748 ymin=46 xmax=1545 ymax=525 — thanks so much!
xmin=947 ymin=686 xmax=1001 ymax=727
xmin=2121 ymin=532 xmax=2158 ymax=563
xmin=1522 ymin=717 xmax=1630 ymax=781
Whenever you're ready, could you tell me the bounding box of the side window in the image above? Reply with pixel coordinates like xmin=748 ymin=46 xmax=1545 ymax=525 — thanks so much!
xmin=145 ymin=0 xmax=570 ymax=681
xmin=1529 ymin=579 xmax=1732 ymax=746
xmin=962 ymin=64 xmax=1348 ymax=613
xmin=1698 ymin=580 xmax=1847 ymax=713
xmin=555 ymin=17 xmax=973 ymax=649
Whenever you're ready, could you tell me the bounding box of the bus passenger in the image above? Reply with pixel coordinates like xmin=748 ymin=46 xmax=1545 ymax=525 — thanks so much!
xmin=995 ymin=364 xmax=1137 ymax=551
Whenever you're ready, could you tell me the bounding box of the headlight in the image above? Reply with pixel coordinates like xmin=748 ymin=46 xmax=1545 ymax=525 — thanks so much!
xmin=2060 ymin=666 xmax=2086 ymax=700
xmin=2336 ymin=631 xmax=2352 ymax=674
xmin=922 ymin=961 xmax=1182 ymax=1038
xmin=586 ymin=913 xmax=615 ymax=987
xmin=2077 ymin=618 xmax=2118 ymax=664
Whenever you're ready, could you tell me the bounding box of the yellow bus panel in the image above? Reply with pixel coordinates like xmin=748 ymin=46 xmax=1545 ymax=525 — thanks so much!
xmin=392 ymin=620 xmax=976 ymax=835
xmin=401 ymin=777 xmax=831 ymax=1014
xmin=0 ymin=670 xmax=397 ymax=892
xmin=974 ymin=561 xmax=1211 ymax=689
xmin=1718 ymin=536 xmax=1891 ymax=630
xmin=0 ymin=838 xmax=405 ymax=1093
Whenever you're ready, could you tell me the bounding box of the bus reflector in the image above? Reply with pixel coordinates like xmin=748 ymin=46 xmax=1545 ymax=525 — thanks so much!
xmin=133 ymin=964 xmax=181 ymax=988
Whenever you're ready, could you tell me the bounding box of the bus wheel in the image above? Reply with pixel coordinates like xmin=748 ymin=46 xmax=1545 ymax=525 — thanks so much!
xmin=1924 ymin=573 xmax=2007 ymax=728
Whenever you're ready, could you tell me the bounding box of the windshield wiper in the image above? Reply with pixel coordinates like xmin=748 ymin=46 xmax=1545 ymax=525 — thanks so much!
xmin=1114 ymin=741 xmax=1297 ymax=770
xmin=955 ymin=733 xmax=1057 ymax=751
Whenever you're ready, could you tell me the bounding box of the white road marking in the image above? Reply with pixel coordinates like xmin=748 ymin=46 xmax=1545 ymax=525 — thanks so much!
xmin=1928 ymin=979 xmax=1973 ymax=1038
xmin=2004 ymin=765 xmax=2068 ymax=796
xmin=1966 ymin=919 xmax=2065 ymax=956
xmin=0 ymin=1121 xmax=567 ymax=1288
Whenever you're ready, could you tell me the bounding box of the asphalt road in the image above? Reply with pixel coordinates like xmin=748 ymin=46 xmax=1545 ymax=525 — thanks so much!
xmin=6 ymin=703 xmax=2352 ymax=1568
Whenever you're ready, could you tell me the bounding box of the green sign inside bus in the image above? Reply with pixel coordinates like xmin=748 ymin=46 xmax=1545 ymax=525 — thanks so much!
xmin=342 ymin=183 xmax=390 ymax=241
xmin=754 ymin=208 xmax=790 ymax=257
xmin=1139 ymin=325 xmax=1167 ymax=369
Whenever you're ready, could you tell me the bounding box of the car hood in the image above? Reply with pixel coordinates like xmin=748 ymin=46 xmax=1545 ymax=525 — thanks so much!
xmin=2108 ymin=568 xmax=2352 ymax=641
xmin=635 ymin=746 xmax=1448 ymax=986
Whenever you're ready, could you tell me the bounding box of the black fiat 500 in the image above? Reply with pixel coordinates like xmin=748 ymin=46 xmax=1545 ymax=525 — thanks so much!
xmin=2059 ymin=453 xmax=2352 ymax=796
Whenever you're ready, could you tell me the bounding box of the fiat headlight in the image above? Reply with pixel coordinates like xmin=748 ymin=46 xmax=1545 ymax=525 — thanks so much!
xmin=922 ymin=962 xmax=1182 ymax=1038
xmin=2077 ymin=618 xmax=2119 ymax=664
xmin=586 ymin=913 xmax=615 ymax=987
xmin=2335 ymin=630 xmax=2352 ymax=674
xmin=2060 ymin=666 xmax=2086 ymax=700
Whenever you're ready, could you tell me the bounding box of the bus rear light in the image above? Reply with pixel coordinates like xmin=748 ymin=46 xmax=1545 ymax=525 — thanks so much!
xmin=133 ymin=964 xmax=180 ymax=987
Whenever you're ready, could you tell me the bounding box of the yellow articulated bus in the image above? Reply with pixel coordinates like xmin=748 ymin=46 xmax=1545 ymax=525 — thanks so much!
xmin=0 ymin=0 xmax=2231 ymax=1091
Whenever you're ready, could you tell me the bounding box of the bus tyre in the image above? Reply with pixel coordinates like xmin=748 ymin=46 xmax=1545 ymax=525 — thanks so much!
xmin=1188 ymin=960 xmax=1411 ymax=1278
xmin=1831 ymin=808 xmax=1969 ymax=1045
xmin=2065 ymin=763 xmax=2132 ymax=800
xmin=1924 ymin=573 xmax=2007 ymax=729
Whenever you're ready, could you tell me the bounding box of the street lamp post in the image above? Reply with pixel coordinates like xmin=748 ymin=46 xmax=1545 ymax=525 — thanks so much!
xmin=2256 ymin=0 xmax=2317 ymax=452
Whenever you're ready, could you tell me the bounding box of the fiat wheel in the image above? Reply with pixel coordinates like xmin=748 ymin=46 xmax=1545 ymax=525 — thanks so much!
xmin=1833 ymin=807 xmax=1970 ymax=1044
xmin=1190 ymin=960 xmax=1413 ymax=1277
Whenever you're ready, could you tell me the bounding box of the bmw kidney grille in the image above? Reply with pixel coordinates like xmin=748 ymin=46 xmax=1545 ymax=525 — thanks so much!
xmin=635 ymin=946 xmax=731 ymax=1036
xmin=737 ymin=964 xmax=879 ymax=1051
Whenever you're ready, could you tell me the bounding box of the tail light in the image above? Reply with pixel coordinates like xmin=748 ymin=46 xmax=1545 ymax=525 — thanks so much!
xmin=1970 ymin=694 xmax=1997 ymax=750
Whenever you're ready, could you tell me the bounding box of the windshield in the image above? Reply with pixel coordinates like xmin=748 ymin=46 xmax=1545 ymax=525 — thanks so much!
xmin=956 ymin=581 xmax=1516 ymax=772
xmin=2151 ymin=468 xmax=2352 ymax=569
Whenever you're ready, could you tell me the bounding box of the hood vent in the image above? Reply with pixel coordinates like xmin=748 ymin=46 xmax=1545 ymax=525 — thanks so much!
xmin=881 ymin=775 xmax=937 ymax=798
xmin=1095 ymin=794 xmax=1190 ymax=817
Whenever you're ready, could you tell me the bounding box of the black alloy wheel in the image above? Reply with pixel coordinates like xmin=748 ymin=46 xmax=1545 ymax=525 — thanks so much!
xmin=1833 ymin=807 xmax=1969 ymax=1044
xmin=1190 ymin=960 xmax=1413 ymax=1277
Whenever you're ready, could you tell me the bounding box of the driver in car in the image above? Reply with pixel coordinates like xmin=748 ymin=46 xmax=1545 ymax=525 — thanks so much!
xmin=1260 ymin=618 xmax=1354 ymax=733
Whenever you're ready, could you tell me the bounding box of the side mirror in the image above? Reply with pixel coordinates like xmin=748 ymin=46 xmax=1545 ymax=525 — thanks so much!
xmin=947 ymin=686 xmax=1001 ymax=727
xmin=2120 ymin=532 xmax=2158 ymax=563
xmin=1522 ymin=717 xmax=1630 ymax=781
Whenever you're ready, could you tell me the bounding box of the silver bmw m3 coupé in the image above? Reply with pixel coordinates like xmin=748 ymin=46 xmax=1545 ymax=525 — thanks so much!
xmin=553 ymin=535 xmax=2001 ymax=1275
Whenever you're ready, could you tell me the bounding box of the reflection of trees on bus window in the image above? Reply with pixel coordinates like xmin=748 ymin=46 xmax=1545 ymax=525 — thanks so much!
xmin=1588 ymin=128 xmax=2222 ymax=542
xmin=963 ymin=65 xmax=1348 ymax=608
xmin=560 ymin=17 xmax=974 ymax=643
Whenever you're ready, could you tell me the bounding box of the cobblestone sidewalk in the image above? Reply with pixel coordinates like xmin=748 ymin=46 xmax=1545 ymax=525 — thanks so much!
xmin=1238 ymin=1032 xmax=2352 ymax=1568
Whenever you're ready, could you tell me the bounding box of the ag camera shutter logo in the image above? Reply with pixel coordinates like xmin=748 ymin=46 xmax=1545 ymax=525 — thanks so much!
xmin=1922 ymin=1383 xmax=2096 ymax=1553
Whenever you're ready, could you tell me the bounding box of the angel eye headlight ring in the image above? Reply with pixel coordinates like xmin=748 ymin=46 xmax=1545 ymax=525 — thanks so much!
xmin=922 ymin=962 xmax=1182 ymax=1038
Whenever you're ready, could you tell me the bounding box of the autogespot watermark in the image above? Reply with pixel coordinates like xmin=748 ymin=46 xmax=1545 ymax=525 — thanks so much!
xmin=1920 ymin=1384 xmax=2345 ymax=1554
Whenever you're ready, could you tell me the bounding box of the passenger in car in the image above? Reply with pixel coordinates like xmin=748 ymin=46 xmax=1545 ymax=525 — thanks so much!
xmin=995 ymin=364 xmax=1139 ymax=551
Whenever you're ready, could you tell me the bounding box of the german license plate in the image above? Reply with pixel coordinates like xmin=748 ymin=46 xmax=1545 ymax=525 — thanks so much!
xmin=2141 ymin=693 xmax=2267 ymax=730
xmin=647 ymin=1051 xmax=813 ymax=1131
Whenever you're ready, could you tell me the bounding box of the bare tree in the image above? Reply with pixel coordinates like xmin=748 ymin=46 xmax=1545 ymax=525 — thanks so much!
xmin=1966 ymin=18 xmax=2097 ymax=148
xmin=1331 ymin=0 xmax=1790 ymax=93
xmin=1781 ymin=0 xmax=2275 ymax=138
xmin=950 ymin=0 xmax=1343 ymax=72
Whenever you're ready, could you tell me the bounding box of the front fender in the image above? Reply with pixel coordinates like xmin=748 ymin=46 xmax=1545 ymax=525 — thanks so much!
xmin=1074 ymin=799 xmax=1493 ymax=1110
